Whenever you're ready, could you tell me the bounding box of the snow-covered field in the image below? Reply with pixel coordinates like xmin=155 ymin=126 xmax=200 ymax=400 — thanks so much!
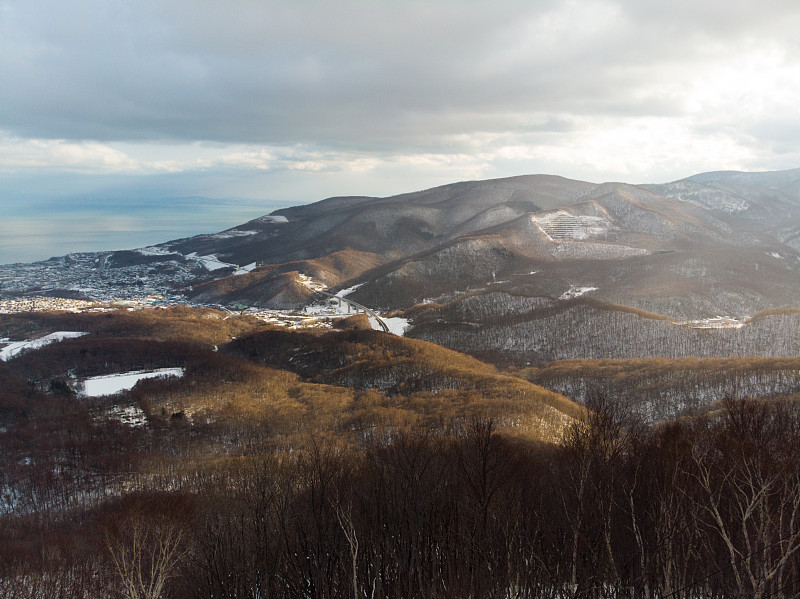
xmin=77 ymin=367 xmax=185 ymax=397
xmin=0 ymin=331 xmax=88 ymax=361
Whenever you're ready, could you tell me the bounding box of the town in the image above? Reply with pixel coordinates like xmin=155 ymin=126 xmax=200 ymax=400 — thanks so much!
xmin=0 ymin=252 xmax=367 ymax=330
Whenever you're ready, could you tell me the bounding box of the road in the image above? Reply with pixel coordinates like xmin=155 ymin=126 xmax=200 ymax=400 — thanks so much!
xmin=315 ymin=290 xmax=391 ymax=333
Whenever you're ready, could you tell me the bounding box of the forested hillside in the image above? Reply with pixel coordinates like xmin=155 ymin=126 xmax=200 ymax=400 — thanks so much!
xmin=2 ymin=306 xmax=800 ymax=597
xmin=514 ymin=356 xmax=800 ymax=421
xmin=410 ymin=297 xmax=800 ymax=366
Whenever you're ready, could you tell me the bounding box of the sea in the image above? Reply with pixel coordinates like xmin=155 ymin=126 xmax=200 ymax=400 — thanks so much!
xmin=0 ymin=196 xmax=286 ymax=265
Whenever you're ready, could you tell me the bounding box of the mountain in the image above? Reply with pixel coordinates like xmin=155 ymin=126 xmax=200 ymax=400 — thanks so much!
xmin=146 ymin=169 xmax=799 ymax=320
xmin=5 ymin=168 xmax=799 ymax=366
xmin=176 ymin=174 xmax=598 ymax=306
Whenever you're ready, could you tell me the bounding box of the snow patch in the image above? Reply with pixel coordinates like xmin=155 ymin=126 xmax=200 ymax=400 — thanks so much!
xmin=105 ymin=405 xmax=148 ymax=427
xmin=255 ymin=215 xmax=289 ymax=224
xmin=186 ymin=253 xmax=234 ymax=271
xmin=382 ymin=317 xmax=410 ymax=336
xmin=136 ymin=245 xmax=174 ymax=256
xmin=551 ymin=242 xmax=648 ymax=260
xmin=78 ymin=367 xmax=184 ymax=397
xmin=234 ymin=262 xmax=258 ymax=275
xmin=675 ymin=317 xmax=744 ymax=329
xmin=560 ymin=286 xmax=598 ymax=300
xmin=209 ymin=229 xmax=258 ymax=240
xmin=532 ymin=211 xmax=611 ymax=241
xmin=336 ymin=283 xmax=364 ymax=298
xmin=655 ymin=181 xmax=750 ymax=213
xmin=0 ymin=331 xmax=88 ymax=361
xmin=297 ymin=273 xmax=327 ymax=292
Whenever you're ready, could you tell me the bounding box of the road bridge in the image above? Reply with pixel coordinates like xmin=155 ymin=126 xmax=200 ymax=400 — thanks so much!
xmin=315 ymin=290 xmax=391 ymax=333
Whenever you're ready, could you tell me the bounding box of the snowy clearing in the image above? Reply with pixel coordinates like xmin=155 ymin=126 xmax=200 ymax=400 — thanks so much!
xmin=382 ymin=317 xmax=410 ymax=336
xmin=560 ymin=286 xmax=598 ymax=300
xmin=78 ymin=367 xmax=185 ymax=397
xmin=234 ymin=262 xmax=258 ymax=275
xmin=0 ymin=331 xmax=88 ymax=361
xmin=136 ymin=245 xmax=175 ymax=256
xmin=532 ymin=211 xmax=611 ymax=241
xmin=336 ymin=283 xmax=364 ymax=297
xmin=185 ymin=252 xmax=234 ymax=271
xmin=255 ymin=215 xmax=289 ymax=224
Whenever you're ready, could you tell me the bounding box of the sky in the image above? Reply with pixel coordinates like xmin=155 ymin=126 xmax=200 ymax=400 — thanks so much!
xmin=2 ymin=0 xmax=800 ymax=263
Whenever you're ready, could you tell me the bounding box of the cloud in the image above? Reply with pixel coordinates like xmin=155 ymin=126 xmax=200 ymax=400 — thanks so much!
xmin=0 ymin=133 xmax=140 ymax=173
xmin=1 ymin=0 xmax=799 ymax=185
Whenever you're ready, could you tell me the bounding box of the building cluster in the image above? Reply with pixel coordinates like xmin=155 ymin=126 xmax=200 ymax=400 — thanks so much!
xmin=0 ymin=297 xmax=101 ymax=314
xmin=0 ymin=252 xmax=350 ymax=330
xmin=0 ymin=252 xmax=194 ymax=303
xmin=249 ymin=310 xmax=334 ymax=329
xmin=0 ymin=295 xmax=187 ymax=314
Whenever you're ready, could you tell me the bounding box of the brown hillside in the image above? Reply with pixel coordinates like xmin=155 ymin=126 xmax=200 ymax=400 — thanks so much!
xmin=0 ymin=306 xmax=264 ymax=347
xmin=1 ymin=307 xmax=579 ymax=445
xmin=190 ymin=249 xmax=384 ymax=307
xmin=224 ymin=328 xmax=581 ymax=433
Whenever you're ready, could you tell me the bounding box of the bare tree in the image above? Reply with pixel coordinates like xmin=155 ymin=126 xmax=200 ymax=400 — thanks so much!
xmin=689 ymin=399 xmax=800 ymax=598
xmin=107 ymin=516 xmax=186 ymax=599
xmin=332 ymin=494 xmax=360 ymax=599
xmin=558 ymin=393 xmax=640 ymax=596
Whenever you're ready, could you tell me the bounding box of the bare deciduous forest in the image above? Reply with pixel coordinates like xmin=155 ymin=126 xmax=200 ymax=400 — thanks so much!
xmin=1 ymin=308 xmax=799 ymax=598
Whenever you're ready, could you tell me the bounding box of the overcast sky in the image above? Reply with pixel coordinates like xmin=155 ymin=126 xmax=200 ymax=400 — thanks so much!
xmin=2 ymin=0 xmax=800 ymax=205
